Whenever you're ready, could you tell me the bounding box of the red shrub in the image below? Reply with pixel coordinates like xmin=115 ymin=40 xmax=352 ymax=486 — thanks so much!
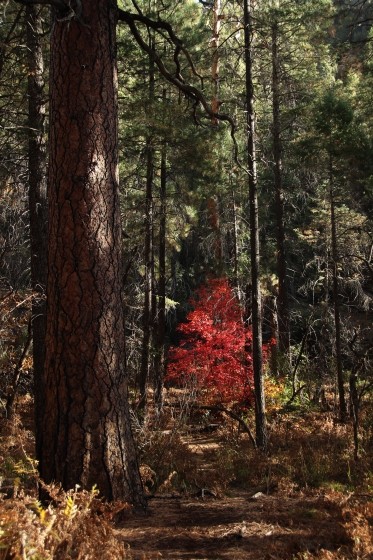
xmin=167 ymin=278 xmax=260 ymax=407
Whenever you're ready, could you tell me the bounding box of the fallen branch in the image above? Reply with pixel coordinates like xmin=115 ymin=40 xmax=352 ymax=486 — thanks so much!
xmin=164 ymin=401 xmax=257 ymax=449
xmin=278 ymin=384 xmax=306 ymax=414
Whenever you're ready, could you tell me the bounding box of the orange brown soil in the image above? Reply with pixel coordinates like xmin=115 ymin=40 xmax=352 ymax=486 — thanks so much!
xmin=118 ymin=490 xmax=367 ymax=560
xmin=1 ymin=396 xmax=372 ymax=560
xmin=116 ymin=421 xmax=372 ymax=560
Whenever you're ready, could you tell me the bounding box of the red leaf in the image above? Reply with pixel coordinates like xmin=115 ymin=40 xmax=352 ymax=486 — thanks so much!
xmin=166 ymin=277 xmax=269 ymax=408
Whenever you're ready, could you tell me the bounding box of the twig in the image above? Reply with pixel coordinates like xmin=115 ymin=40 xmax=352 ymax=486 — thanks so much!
xmin=164 ymin=401 xmax=257 ymax=449
xmin=278 ymin=384 xmax=306 ymax=414
xmin=5 ymin=317 xmax=32 ymax=419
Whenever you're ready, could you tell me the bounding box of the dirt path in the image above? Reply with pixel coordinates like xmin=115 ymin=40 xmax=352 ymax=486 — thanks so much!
xmin=117 ymin=491 xmax=352 ymax=559
xmin=114 ymin=430 xmax=361 ymax=559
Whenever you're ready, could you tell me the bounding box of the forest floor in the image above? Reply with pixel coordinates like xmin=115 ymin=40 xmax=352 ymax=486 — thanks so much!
xmin=0 ymin=394 xmax=372 ymax=560
xmin=118 ymin=429 xmax=372 ymax=560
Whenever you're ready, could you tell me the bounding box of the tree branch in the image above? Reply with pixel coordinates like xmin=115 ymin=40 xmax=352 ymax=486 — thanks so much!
xmin=13 ymin=1 xmax=243 ymax=166
xmin=117 ymin=8 xmax=241 ymax=165
xmin=5 ymin=317 xmax=32 ymax=419
xmin=119 ymin=7 xmax=204 ymax=85
xmin=164 ymin=401 xmax=257 ymax=449
xmin=14 ymin=0 xmax=66 ymax=9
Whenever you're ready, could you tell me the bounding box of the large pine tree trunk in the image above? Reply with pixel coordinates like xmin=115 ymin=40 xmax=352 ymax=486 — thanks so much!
xmin=26 ymin=4 xmax=47 ymax=461
xmin=41 ymin=1 xmax=145 ymax=506
xmin=243 ymin=0 xmax=267 ymax=451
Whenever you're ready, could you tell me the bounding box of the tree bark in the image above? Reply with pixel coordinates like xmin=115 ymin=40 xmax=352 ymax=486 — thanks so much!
xmin=349 ymin=372 xmax=359 ymax=460
xmin=243 ymin=0 xmax=267 ymax=451
xmin=138 ymin=138 xmax=154 ymax=412
xmin=138 ymin=36 xmax=156 ymax=414
xmin=208 ymin=0 xmax=223 ymax=264
xmin=329 ymin=156 xmax=347 ymax=422
xmin=41 ymin=1 xmax=145 ymax=507
xmin=211 ymin=0 xmax=221 ymax=122
xmin=271 ymin=20 xmax=290 ymax=357
xmin=154 ymin=142 xmax=167 ymax=411
xmin=26 ymin=4 xmax=48 ymax=461
xmin=230 ymin=181 xmax=240 ymax=299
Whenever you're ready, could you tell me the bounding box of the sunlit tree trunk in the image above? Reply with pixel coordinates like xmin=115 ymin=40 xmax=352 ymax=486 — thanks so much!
xmin=244 ymin=0 xmax=267 ymax=451
xmin=231 ymin=181 xmax=240 ymax=298
xmin=41 ymin=1 xmax=145 ymax=506
xmin=206 ymin=0 xmax=223 ymax=266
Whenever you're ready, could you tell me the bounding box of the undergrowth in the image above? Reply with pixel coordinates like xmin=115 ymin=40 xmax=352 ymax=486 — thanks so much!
xmin=0 ymin=407 xmax=128 ymax=560
xmin=1 ymin=393 xmax=372 ymax=559
xmin=212 ymin=408 xmax=372 ymax=494
xmin=0 ymin=484 xmax=127 ymax=560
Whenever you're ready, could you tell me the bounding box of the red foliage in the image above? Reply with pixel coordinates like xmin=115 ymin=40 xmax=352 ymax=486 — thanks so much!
xmin=167 ymin=278 xmax=256 ymax=407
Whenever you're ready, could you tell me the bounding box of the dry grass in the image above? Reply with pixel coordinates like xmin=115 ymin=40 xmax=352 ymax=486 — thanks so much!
xmin=0 ymin=394 xmax=372 ymax=559
xmin=0 ymin=402 xmax=129 ymax=560
xmin=0 ymin=485 xmax=128 ymax=560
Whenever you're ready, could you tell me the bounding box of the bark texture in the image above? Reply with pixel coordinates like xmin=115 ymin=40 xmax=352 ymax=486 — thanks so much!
xmin=26 ymin=4 xmax=48 ymax=460
xmin=211 ymin=0 xmax=221 ymax=122
xmin=329 ymin=159 xmax=347 ymax=422
xmin=243 ymin=0 xmax=267 ymax=451
xmin=139 ymin=41 xmax=156 ymax=414
xmin=41 ymin=0 xmax=145 ymax=506
xmin=153 ymin=143 xmax=167 ymax=411
xmin=271 ymin=21 xmax=290 ymax=357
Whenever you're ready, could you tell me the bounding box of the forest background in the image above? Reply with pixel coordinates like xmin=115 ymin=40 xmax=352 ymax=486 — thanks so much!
xmin=0 ymin=0 xmax=372 ymax=558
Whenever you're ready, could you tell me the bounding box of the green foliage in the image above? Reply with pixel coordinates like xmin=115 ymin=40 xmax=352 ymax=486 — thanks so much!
xmin=314 ymin=90 xmax=353 ymax=138
xmin=0 ymin=0 xmax=372 ymax=533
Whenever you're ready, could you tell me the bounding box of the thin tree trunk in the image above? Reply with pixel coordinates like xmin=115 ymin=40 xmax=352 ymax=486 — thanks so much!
xmin=41 ymin=1 xmax=145 ymax=506
xmin=26 ymin=4 xmax=48 ymax=461
xmin=271 ymin=20 xmax=290 ymax=358
xmin=138 ymin=138 xmax=154 ymax=411
xmin=329 ymin=156 xmax=347 ymax=422
xmin=154 ymin=142 xmax=167 ymax=411
xmin=231 ymin=181 xmax=240 ymax=298
xmin=207 ymin=196 xmax=223 ymax=266
xmin=349 ymin=372 xmax=359 ymax=460
xmin=243 ymin=0 xmax=267 ymax=450
xmin=208 ymin=0 xmax=223 ymax=264
xmin=138 ymin=35 xmax=156 ymax=414
xmin=6 ymin=318 xmax=32 ymax=419
xmin=211 ymin=0 xmax=221 ymax=122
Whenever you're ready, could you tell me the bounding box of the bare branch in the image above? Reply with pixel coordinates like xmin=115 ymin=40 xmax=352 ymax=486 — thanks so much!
xmin=12 ymin=1 xmax=243 ymax=166
xmin=120 ymin=6 xmax=204 ymax=85
xmin=14 ymin=0 xmax=66 ymax=9
xmin=117 ymin=8 xmax=241 ymax=165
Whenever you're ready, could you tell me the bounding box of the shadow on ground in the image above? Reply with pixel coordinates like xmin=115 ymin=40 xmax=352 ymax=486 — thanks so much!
xmin=117 ymin=491 xmax=352 ymax=559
